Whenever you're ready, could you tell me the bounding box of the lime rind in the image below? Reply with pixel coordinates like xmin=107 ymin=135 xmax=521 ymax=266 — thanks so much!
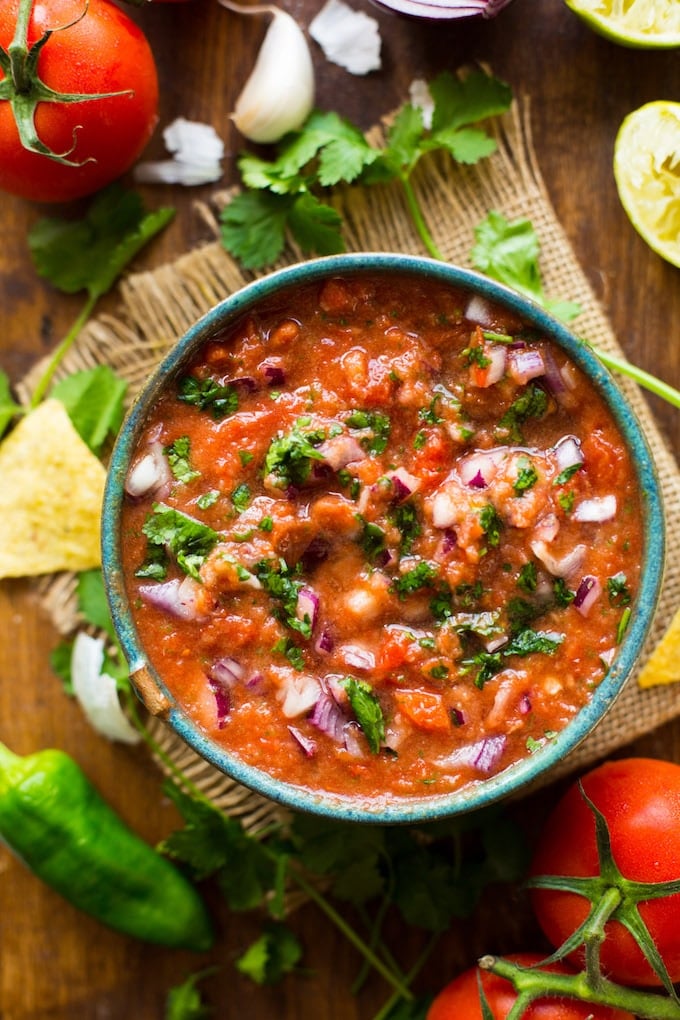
xmin=565 ymin=0 xmax=680 ymax=48
xmin=614 ymin=102 xmax=680 ymax=268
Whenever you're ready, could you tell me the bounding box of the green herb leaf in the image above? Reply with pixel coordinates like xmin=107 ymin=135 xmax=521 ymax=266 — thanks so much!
xmin=607 ymin=571 xmax=632 ymax=607
xmin=51 ymin=365 xmax=127 ymax=455
xmin=76 ymin=569 xmax=118 ymax=642
xmin=496 ymin=383 xmax=548 ymax=443
xmin=471 ymin=211 xmax=581 ymax=323
xmin=235 ymin=923 xmax=303 ymax=986
xmin=346 ymin=409 xmax=391 ymax=454
xmin=165 ymin=968 xmax=217 ymax=1020
xmin=142 ymin=505 xmax=219 ymax=580
xmin=512 ymin=456 xmax=538 ymax=496
xmin=0 ymin=371 xmax=22 ymax=440
xmin=165 ymin=436 xmax=201 ymax=484
xmin=177 ymin=376 xmax=239 ymax=419
xmin=264 ymin=422 xmax=326 ymax=488
xmin=390 ymin=561 xmax=439 ymax=598
xmin=28 ymin=184 xmax=174 ymax=301
xmin=479 ymin=504 xmax=503 ymax=547
xmin=517 ymin=562 xmax=537 ymax=594
xmin=389 ymin=502 xmax=422 ymax=556
xmin=220 ymin=190 xmax=294 ymax=270
xmin=341 ymin=677 xmax=385 ymax=754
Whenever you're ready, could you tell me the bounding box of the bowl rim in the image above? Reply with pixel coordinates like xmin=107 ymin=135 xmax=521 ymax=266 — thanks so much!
xmin=102 ymin=252 xmax=665 ymax=824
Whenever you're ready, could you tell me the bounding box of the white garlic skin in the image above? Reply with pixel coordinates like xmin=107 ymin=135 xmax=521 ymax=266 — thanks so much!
xmin=232 ymin=8 xmax=315 ymax=145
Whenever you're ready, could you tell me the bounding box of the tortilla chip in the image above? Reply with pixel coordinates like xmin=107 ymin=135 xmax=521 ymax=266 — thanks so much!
xmin=0 ymin=399 xmax=106 ymax=578
xmin=637 ymin=606 xmax=680 ymax=689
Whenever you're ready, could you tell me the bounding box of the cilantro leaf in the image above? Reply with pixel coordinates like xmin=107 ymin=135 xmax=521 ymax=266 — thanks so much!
xmin=497 ymin=383 xmax=548 ymax=443
xmin=28 ymin=184 xmax=174 ymax=301
xmin=142 ymin=505 xmax=219 ymax=580
xmin=479 ymin=504 xmax=503 ymax=547
xmin=471 ymin=211 xmax=581 ymax=323
xmin=221 ymin=191 xmax=294 ymax=270
xmin=76 ymin=569 xmax=118 ymax=642
xmin=504 ymin=628 xmax=564 ymax=657
xmin=235 ymin=923 xmax=302 ymax=986
xmin=165 ymin=968 xmax=217 ymax=1020
xmin=0 ymin=371 xmax=22 ymax=440
xmin=264 ymin=422 xmax=326 ymax=488
xmin=165 ymin=436 xmax=201 ymax=484
xmin=50 ymin=366 xmax=127 ymax=455
xmin=177 ymin=376 xmax=239 ymax=419
xmin=341 ymin=677 xmax=385 ymax=754
xmin=287 ymin=193 xmax=344 ymax=256
xmin=430 ymin=69 xmax=512 ymax=134
xmin=291 ymin=814 xmax=386 ymax=905
xmin=390 ymin=560 xmax=439 ymax=598
xmin=346 ymin=409 xmax=391 ymax=454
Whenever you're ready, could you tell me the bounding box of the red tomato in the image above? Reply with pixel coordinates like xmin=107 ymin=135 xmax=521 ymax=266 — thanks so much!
xmin=427 ymin=953 xmax=634 ymax=1020
xmin=0 ymin=0 xmax=158 ymax=201
xmin=530 ymin=758 xmax=680 ymax=986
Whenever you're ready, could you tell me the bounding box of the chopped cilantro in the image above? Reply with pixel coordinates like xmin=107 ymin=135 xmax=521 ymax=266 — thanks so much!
xmin=554 ymin=463 xmax=583 ymax=486
xmin=479 ymin=504 xmax=503 ymax=547
xmin=389 ymin=502 xmax=422 ymax=556
xmin=346 ymin=409 xmax=391 ymax=455
xmin=255 ymin=559 xmax=310 ymax=638
xmin=496 ymin=384 xmax=548 ymax=443
xmin=264 ymin=422 xmax=326 ymax=488
xmin=482 ymin=330 xmax=514 ymax=343
xmin=553 ymin=577 xmax=575 ymax=607
xmin=165 ymin=436 xmax=201 ymax=484
xmin=232 ymin=483 xmax=251 ymax=512
xmin=197 ymin=489 xmax=220 ymax=510
xmin=464 ymin=626 xmax=564 ymax=687
xmin=616 ymin=607 xmax=632 ymax=644
xmin=462 ymin=344 xmax=491 ymax=369
xmin=341 ymin=677 xmax=385 ymax=754
xmin=517 ymin=562 xmax=537 ymax=594
xmin=357 ymin=516 xmax=387 ymax=562
xmin=413 ymin=430 xmax=427 ymax=450
xmin=507 ymin=597 xmax=542 ymax=633
xmin=259 ymin=516 xmax=274 ymax=532
xmin=455 ymin=581 xmax=485 ymax=608
xmin=177 ymin=375 xmax=239 ymax=419
xmin=236 ymin=923 xmax=302 ymax=986
xmin=429 ymin=663 xmax=449 ymax=679
xmin=513 ymin=456 xmax=538 ymax=496
xmin=141 ymin=504 xmax=219 ymax=580
xmin=391 ymin=561 xmax=439 ymax=598
xmin=558 ymin=490 xmax=575 ymax=513
xmin=238 ymin=449 xmax=255 ymax=466
xmin=607 ymin=572 xmax=632 ymax=607
xmin=272 ymin=636 xmax=305 ymax=671
xmin=450 ymin=611 xmax=502 ymax=639
xmin=418 ymin=395 xmax=444 ymax=426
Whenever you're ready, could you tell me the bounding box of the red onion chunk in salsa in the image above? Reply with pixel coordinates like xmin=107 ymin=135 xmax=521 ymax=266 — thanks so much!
xmin=121 ymin=273 xmax=643 ymax=804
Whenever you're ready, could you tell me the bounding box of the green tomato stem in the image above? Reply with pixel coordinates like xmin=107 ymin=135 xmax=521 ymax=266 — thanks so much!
xmin=582 ymin=886 xmax=622 ymax=987
xmin=480 ymin=955 xmax=680 ymax=1019
xmin=400 ymin=173 xmax=445 ymax=262
xmin=30 ymin=294 xmax=97 ymax=409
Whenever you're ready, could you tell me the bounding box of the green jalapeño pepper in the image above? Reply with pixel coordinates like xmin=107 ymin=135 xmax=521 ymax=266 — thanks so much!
xmin=0 ymin=741 xmax=214 ymax=951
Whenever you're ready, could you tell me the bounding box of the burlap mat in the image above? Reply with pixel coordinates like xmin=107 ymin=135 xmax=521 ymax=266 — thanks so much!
xmin=27 ymin=99 xmax=680 ymax=829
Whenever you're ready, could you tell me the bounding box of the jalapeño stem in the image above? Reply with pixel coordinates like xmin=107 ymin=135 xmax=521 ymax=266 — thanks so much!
xmin=479 ymin=955 xmax=680 ymax=1020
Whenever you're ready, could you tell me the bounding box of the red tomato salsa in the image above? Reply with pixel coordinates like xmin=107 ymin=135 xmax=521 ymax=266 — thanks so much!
xmin=120 ymin=273 xmax=642 ymax=803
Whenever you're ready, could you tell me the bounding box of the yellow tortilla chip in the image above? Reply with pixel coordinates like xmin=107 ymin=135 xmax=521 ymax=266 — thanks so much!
xmin=0 ymin=399 xmax=106 ymax=578
xmin=637 ymin=606 xmax=680 ymax=689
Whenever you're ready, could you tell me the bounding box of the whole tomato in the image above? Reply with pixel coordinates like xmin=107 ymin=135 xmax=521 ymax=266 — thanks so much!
xmin=0 ymin=0 xmax=158 ymax=201
xmin=530 ymin=758 xmax=680 ymax=986
xmin=427 ymin=953 xmax=634 ymax=1020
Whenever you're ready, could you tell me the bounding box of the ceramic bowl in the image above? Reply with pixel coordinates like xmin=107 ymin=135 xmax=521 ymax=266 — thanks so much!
xmin=102 ymin=253 xmax=665 ymax=824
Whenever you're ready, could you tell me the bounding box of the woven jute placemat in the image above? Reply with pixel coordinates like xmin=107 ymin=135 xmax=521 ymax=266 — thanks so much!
xmin=27 ymin=100 xmax=680 ymax=828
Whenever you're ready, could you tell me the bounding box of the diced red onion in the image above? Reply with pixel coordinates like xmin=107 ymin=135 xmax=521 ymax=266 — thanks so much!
xmin=208 ymin=681 xmax=231 ymax=729
xmin=465 ymin=293 xmax=495 ymax=327
xmin=573 ymin=495 xmax=617 ymax=523
xmin=228 ymin=375 xmax=257 ymax=393
xmin=508 ymin=349 xmax=545 ymax=385
xmin=300 ymin=537 xmax=331 ymax=571
xmin=530 ymin=540 xmax=586 ymax=579
xmin=574 ymin=574 xmax=602 ymax=617
xmin=600 ymin=648 xmax=617 ymax=668
xmin=125 ymin=441 xmax=172 ymax=499
xmin=458 ymin=448 xmax=506 ymax=489
xmin=288 ymin=725 xmax=317 ymax=757
xmin=315 ymin=626 xmax=335 ymax=654
xmin=554 ymin=435 xmax=584 ymax=473
xmin=542 ymin=348 xmax=568 ymax=396
xmin=260 ymin=360 xmax=286 ymax=386
xmin=309 ymin=690 xmax=346 ymax=742
xmin=246 ymin=672 xmax=264 ymax=690
xmin=451 ymin=708 xmax=465 ymax=727
xmin=278 ymin=674 xmax=321 ymax=718
xmin=340 ymin=645 xmax=376 ymax=671
xmin=343 ymin=721 xmax=365 ymax=757
xmin=479 ymin=345 xmax=507 ymax=387
xmin=297 ymin=587 xmax=319 ymax=631
xmin=384 ymin=467 xmax=420 ymax=502
xmin=519 ymin=693 xmax=532 ymax=715
xmin=138 ymin=577 xmax=204 ymax=620
xmin=318 ymin=434 xmax=365 ymax=470
xmin=208 ymin=656 xmax=245 ymax=687
xmin=454 ymin=734 xmax=507 ymax=773
xmin=434 ymin=529 xmax=458 ymax=563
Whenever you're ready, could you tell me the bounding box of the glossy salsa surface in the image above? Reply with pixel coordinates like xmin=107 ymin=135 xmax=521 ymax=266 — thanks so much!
xmin=120 ymin=273 xmax=642 ymax=804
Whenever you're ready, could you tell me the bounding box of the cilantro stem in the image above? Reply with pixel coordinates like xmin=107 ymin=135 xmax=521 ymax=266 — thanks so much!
xmin=589 ymin=344 xmax=680 ymax=410
xmin=371 ymin=932 xmax=440 ymax=1020
xmin=290 ymin=867 xmax=414 ymax=1001
xmin=400 ymin=173 xmax=444 ymax=262
xmin=30 ymin=293 xmax=98 ymax=408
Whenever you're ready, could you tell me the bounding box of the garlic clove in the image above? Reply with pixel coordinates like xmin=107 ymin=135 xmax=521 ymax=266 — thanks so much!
xmin=220 ymin=1 xmax=315 ymax=145
xmin=309 ymin=0 xmax=381 ymax=76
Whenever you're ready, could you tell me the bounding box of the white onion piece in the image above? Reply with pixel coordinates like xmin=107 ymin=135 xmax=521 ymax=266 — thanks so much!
xmin=477 ymin=345 xmax=507 ymax=387
xmin=465 ymin=294 xmax=495 ymax=327
xmin=138 ymin=577 xmax=205 ymax=620
xmin=458 ymin=448 xmax=507 ymax=488
xmin=71 ymin=633 xmax=140 ymax=745
xmin=533 ymin=513 xmax=560 ymax=544
xmin=530 ymin=540 xmax=586 ymax=579
xmin=278 ymin=674 xmax=321 ymax=718
xmin=125 ymin=441 xmax=171 ymax=499
xmin=297 ymin=587 xmax=319 ymax=630
xmin=343 ymin=721 xmax=365 ymax=757
xmin=554 ymin=435 xmax=584 ymax=472
xmin=573 ymin=495 xmax=617 ymax=523
xmin=431 ymin=488 xmax=459 ymax=529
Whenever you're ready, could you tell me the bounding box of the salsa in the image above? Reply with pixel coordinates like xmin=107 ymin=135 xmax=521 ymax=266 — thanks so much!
xmin=120 ymin=272 xmax=642 ymax=804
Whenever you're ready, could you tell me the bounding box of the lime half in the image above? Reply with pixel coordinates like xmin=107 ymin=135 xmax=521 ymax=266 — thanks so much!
xmin=565 ymin=0 xmax=680 ymax=48
xmin=614 ymin=101 xmax=680 ymax=268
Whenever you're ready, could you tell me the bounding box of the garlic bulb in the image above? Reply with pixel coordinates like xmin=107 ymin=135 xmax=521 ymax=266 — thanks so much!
xmin=220 ymin=1 xmax=315 ymax=144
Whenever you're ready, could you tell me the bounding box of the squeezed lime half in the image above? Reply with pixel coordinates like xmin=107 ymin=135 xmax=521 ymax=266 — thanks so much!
xmin=613 ymin=101 xmax=680 ymax=268
xmin=565 ymin=0 xmax=680 ymax=48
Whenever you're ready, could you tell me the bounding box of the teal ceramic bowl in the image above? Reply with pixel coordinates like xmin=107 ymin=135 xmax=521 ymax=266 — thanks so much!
xmin=102 ymin=253 xmax=665 ymax=824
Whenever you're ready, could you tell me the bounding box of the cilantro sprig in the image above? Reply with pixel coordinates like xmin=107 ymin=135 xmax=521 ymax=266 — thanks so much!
xmin=221 ymin=71 xmax=512 ymax=268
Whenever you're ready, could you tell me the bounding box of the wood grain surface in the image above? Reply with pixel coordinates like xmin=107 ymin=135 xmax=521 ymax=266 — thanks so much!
xmin=1 ymin=0 xmax=679 ymax=1017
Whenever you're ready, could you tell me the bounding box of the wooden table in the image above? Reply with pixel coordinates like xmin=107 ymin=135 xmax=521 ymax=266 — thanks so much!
xmin=1 ymin=0 xmax=679 ymax=1016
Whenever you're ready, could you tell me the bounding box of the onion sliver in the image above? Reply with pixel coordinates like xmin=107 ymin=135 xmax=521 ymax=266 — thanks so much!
xmin=574 ymin=574 xmax=602 ymax=617
xmin=573 ymin=495 xmax=617 ymax=523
